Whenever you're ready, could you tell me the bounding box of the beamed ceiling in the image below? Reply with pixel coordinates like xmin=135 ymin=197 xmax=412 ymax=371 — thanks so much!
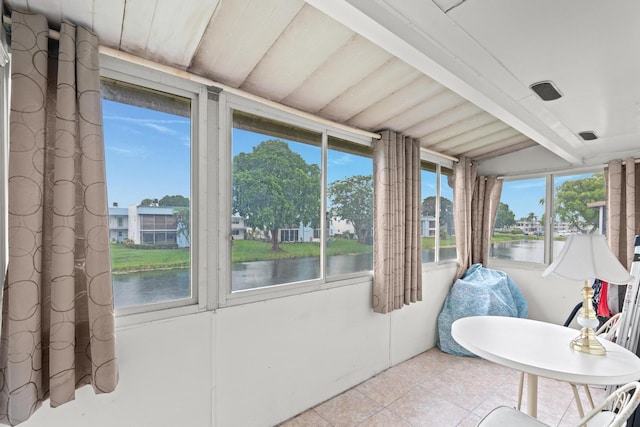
xmin=4 ymin=0 xmax=640 ymax=168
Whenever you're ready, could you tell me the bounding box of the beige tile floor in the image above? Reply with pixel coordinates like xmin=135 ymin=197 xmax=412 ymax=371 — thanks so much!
xmin=279 ymin=347 xmax=606 ymax=427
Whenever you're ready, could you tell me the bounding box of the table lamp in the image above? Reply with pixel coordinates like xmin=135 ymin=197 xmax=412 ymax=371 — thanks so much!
xmin=543 ymin=234 xmax=633 ymax=355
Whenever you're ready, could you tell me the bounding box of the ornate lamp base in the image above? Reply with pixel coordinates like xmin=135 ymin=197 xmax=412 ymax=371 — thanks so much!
xmin=571 ymin=280 xmax=606 ymax=356
xmin=570 ymin=328 xmax=605 ymax=356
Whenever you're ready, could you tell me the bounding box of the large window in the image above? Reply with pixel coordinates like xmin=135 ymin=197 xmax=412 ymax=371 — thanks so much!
xmin=102 ymin=79 xmax=193 ymax=311
xmin=552 ymin=172 xmax=605 ymax=254
xmin=229 ymin=109 xmax=374 ymax=293
xmin=491 ymin=171 xmax=605 ymax=264
xmin=491 ymin=178 xmax=546 ymax=263
xmin=231 ymin=110 xmax=322 ymax=291
xmin=326 ymin=137 xmax=373 ymax=277
xmin=421 ymin=162 xmax=456 ymax=263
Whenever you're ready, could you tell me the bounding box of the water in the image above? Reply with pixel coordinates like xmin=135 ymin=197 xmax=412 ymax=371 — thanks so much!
xmin=113 ymin=268 xmax=191 ymax=309
xmin=112 ymin=241 xmax=551 ymax=308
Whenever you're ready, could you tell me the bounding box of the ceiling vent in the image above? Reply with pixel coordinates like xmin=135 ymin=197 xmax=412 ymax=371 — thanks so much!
xmin=579 ymin=131 xmax=598 ymax=141
xmin=530 ymin=81 xmax=562 ymax=101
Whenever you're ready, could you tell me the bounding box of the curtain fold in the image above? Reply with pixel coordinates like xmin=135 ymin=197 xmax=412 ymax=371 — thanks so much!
xmin=372 ymin=130 xmax=422 ymax=313
xmin=452 ymin=156 xmax=502 ymax=281
xmin=0 ymin=12 xmax=117 ymax=425
xmin=606 ymin=158 xmax=640 ymax=312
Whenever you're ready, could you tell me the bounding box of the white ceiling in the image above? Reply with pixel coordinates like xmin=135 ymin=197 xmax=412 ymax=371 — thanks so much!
xmin=4 ymin=0 xmax=640 ymax=170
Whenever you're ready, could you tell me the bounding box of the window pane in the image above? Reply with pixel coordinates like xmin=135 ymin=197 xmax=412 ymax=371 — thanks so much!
xmin=552 ymin=173 xmax=605 ymax=255
xmin=231 ymin=111 xmax=322 ymax=291
xmin=103 ymin=82 xmax=192 ymax=310
xmin=421 ymin=168 xmax=437 ymax=262
xmin=326 ymin=136 xmax=373 ymax=277
xmin=439 ymin=172 xmax=456 ymax=261
xmin=491 ymin=178 xmax=545 ymax=263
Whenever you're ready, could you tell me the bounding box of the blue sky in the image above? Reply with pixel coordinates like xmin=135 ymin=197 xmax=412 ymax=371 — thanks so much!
xmin=103 ymin=100 xmax=191 ymax=208
xmin=103 ymin=100 xmax=596 ymax=219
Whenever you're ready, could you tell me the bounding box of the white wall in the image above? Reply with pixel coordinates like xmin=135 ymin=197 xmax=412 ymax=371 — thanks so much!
xmin=19 ymin=264 xmax=458 ymax=427
xmin=487 ymin=259 xmax=583 ymax=326
xmin=16 ymin=258 xmax=586 ymax=427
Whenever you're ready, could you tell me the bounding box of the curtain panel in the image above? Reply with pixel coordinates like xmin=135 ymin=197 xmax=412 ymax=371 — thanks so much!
xmin=372 ymin=130 xmax=422 ymax=314
xmin=606 ymin=158 xmax=640 ymax=311
xmin=452 ymin=157 xmax=502 ymax=281
xmin=0 ymin=12 xmax=117 ymax=425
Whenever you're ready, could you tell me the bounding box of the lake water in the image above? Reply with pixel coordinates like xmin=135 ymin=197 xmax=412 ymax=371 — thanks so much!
xmin=112 ymin=240 xmax=553 ymax=308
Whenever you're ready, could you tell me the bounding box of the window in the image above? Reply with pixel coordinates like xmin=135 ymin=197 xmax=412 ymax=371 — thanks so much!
xmin=231 ymin=110 xmax=322 ymax=291
xmin=491 ymin=178 xmax=545 ymax=263
xmin=228 ymin=107 xmax=374 ymax=295
xmin=326 ymin=136 xmax=373 ymax=277
xmin=421 ymin=162 xmax=455 ymax=263
xmin=552 ymin=172 xmax=605 ymax=255
xmin=102 ymin=79 xmax=193 ymax=311
xmin=439 ymin=168 xmax=456 ymax=261
xmin=491 ymin=171 xmax=604 ymax=264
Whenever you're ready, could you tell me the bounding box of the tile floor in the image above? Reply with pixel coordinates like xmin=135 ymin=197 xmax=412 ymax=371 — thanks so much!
xmin=279 ymin=347 xmax=606 ymax=427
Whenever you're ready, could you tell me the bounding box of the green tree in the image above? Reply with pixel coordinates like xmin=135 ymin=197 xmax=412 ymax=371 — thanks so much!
xmin=140 ymin=198 xmax=155 ymax=206
xmin=159 ymin=194 xmax=189 ymax=207
xmin=555 ymin=173 xmax=605 ymax=233
xmin=495 ymin=202 xmax=516 ymax=229
xmin=328 ymin=175 xmax=373 ymax=244
xmin=232 ymin=139 xmax=321 ymax=251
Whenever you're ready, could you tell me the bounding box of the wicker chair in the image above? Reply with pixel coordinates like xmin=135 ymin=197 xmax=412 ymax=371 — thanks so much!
xmin=478 ymin=381 xmax=640 ymax=427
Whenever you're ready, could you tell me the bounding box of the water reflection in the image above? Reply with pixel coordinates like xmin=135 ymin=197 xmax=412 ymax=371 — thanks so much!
xmin=113 ymin=268 xmax=190 ymax=309
xmin=113 ymin=241 xmax=556 ymax=308
xmin=232 ymin=253 xmax=374 ymax=291
xmin=490 ymin=239 xmax=565 ymax=263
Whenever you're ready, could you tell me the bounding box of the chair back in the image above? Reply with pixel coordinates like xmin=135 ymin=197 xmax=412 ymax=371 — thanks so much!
xmin=575 ymin=381 xmax=640 ymax=427
xmin=597 ymin=312 xmax=623 ymax=342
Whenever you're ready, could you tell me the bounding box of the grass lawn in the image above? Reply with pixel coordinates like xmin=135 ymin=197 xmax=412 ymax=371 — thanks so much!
xmin=110 ymin=244 xmax=190 ymax=273
xmin=110 ymin=238 xmax=373 ymax=271
xmin=232 ymin=238 xmax=372 ymax=262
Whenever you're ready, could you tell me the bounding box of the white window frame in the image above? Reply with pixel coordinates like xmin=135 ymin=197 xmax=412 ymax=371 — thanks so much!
xmin=100 ymin=55 xmax=212 ymax=325
xmin=218 ymin=94 xmax=374 ymax=307
xmin=491 ymin=166 xmax=605 ymax=269
xmin=420 ymin=153 xmax=456 ymax=266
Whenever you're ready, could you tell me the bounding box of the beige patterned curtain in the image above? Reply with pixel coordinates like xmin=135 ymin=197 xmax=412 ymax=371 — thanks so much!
xmin=606 ymin=158 xmax=640 ymax=311
xmin=372 ymin=130 xmax=422 ymax=313
xmin=452 ymin=156 xmax=502 ymax=280
xmin=0 ymin=12 xmax=118 ymax=425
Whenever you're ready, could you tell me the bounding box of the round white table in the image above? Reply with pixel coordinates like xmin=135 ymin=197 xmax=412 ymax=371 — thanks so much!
xmin=451 ymin=316 xmax=640 ymax=418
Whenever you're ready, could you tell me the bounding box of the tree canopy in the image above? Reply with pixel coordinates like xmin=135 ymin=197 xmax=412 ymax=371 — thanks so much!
xmin=495 ymin=202 xmax=516 ymax=229
xmin=328 ymin=175 xmax=373 ymax=244
xmin=554 ymin=173 xmax=604 ymax=233
xmin=159 ymin=195 xmax=190 ymax=207
xmin=232 ymin=139 xmax=321 ymax=251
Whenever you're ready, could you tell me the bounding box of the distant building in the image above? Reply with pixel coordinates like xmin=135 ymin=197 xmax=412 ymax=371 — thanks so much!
xmin=231 ymin=216 xmax=246 ymax=240
xmin=108 ymin=204 xmax=189 ymax=248
xmin=108 ymin=205 xmax=129 ymax=243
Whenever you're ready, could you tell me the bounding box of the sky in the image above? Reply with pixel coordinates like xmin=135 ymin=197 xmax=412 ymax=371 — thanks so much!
xmin=102 ymin=99 xmax=597 ymax=219
xmin=103 ymin=99 xmax=191 ymax=208
xmin=501 ymin=173 xmax=596 ymax=220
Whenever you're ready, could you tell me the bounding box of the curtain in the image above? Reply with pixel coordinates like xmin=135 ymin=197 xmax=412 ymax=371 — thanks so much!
xmin=0 ymin=12 xmax=118 ymax=425
xmin=606 ymin=158 xmax=640 ymax=311
xmin=452 ymin=156 xmax=502 ymax=281
xmin=372 ymin=130 xmax=422 ymax=313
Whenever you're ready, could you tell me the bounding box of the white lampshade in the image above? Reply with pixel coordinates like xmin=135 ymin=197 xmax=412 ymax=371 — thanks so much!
xmin=543 ymin=234 xmax=633 ymax=284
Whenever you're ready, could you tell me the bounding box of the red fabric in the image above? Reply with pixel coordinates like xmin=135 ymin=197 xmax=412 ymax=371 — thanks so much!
xmin=597 ymin=280 xmax=610 ymax=317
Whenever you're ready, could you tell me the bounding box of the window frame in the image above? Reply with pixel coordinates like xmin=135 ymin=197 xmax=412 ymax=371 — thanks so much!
xmin=420 ymin=154 xmax=456 ymax=265
xmin=100 ymin=55 xmax=211 ymax=323
xmin=491 ymin=166 xmax=605 ymax=268
xmin=218 ymin=94 xmax=374 ymax=307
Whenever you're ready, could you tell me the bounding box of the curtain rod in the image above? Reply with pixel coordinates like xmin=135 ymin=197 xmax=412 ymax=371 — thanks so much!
xmin=2 ymin=14 xmax=461 ymax=164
